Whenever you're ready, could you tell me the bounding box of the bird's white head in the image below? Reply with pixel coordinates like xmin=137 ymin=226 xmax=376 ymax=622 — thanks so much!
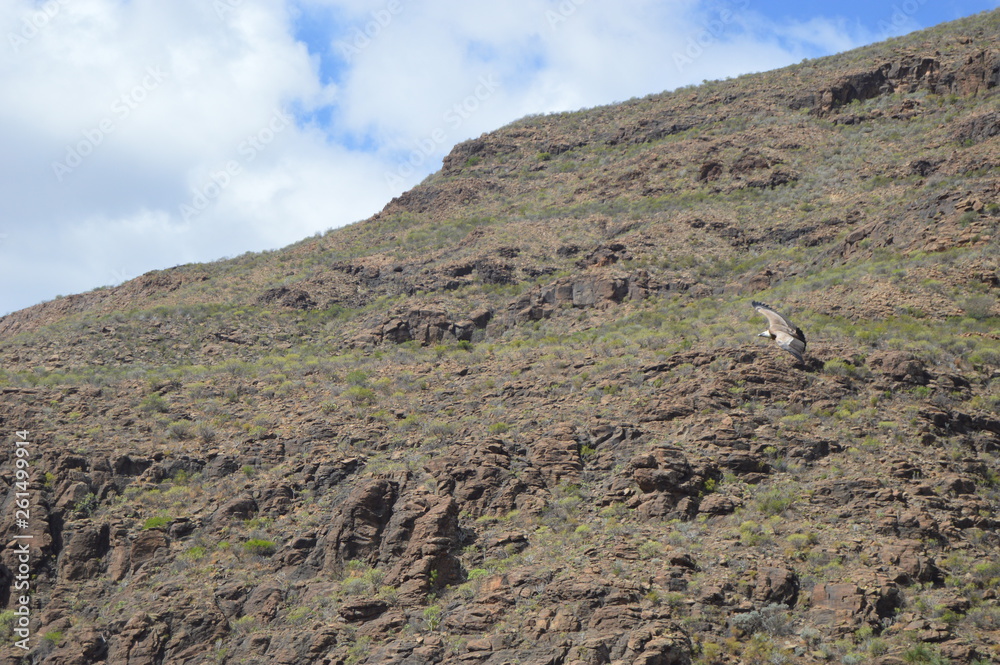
xmin=757 ymin=330 xmax=772 ymax=339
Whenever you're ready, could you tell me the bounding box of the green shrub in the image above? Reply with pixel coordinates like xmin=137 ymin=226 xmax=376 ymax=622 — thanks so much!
xmin=182 ymin=545 xmax=208 ymax=561
xmin=0 ymin=610 xmax=16 ymax=642
xmin=72 ymin=493 xmax=99 ymax=516
xmin=785 ymin=532 xmax=817 ymax=551
xmin=243 ymin=539 xmax=277 ymax=556
xmin=422 ymin=604 xmax=443 ymax=630
xmin=142 ymin=515 xmax=170 ymax=530
xmin=730 ymin=603 xmax=791 ymax=637
xmin=755 ymin=486 xmax=796 ymax=515
xmin=167 ymin=420 xmax=193 ymax=440
xmin=343 ymin=386 xmax=376 ymax=405
xmin=738 ymin=520 xmax=773 ymax=547
xmin=139 ymin=393 xmax=169 ymax=413
xmin=342 ymin=577 xmax=368 ymax=595
xmin=638 ymin=540 xmax=665 ymax=559
xmin=971 ymin=560 xmax=1000 ymax=587
xmin=902 ymin=643 xmax=948 ymax=664
xmin=195 ymin=421 xmax=217 ymax=443
xmin=346 ymin=370 xmax=368 ymax=385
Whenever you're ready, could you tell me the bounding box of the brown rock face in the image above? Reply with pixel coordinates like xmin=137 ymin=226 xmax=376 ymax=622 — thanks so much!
xmin=753 ymin=566 xmax=799 ymax=607
xmin=213 ymin=495 xmax=259 ymax=522
xmin=107 ymin=613 xmax=170 ymax=665
xmin=810 ymin=582 xmax=902 ymax=628
xmin=58 ymin=522 xmax=110 ymax=581
xmin=316 ymin=478 xmax=400 ymax=570
xmin=257 ymin=286 xmax=317 ymax=309
xmin=868 ymin=351 xmax=930 ymax=385
xmin=298 ymin=478 xmax=464 ymax=602
xmin=528 ymin=423 xmax=583 ymax=486
xmin=811 ymin=583 xmax=865 ymax=625
xmin=424 ymin=439 xmax=532 ymax=518
xmin=339 ymin=599 xmax=389 ymax=623
xmin=383 ymin=494 xmax=464 ymax=600
xmin=129 ymin=530 xmax=170 ymax=572
xmin=358 ymin=307 xmax=492 ymax=346
xmin=626 ymin=446 xmax=719 ymax=520
xmin=881 ymin=540 xmax=944 ymax=585
xmin=811 ymin=52 xmax=996 ymax=114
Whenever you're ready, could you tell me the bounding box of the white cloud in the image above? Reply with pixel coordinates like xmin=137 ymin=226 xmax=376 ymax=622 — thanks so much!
xmin=0 ymin=0 xmax=943 ymax=315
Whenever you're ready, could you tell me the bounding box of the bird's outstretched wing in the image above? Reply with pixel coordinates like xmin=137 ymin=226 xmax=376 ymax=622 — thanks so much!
xmin=773 ymin=332 xmax=805 ymax=362
xmin=751 ymin=300 xmax=798 ymax=336
xmin=751 ymin=300 xmax=807 ymax=362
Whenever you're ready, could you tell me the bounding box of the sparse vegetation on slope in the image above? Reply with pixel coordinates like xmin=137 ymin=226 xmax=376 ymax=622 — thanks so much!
xmin=2 ymin=9 xmax=1000 ymax=665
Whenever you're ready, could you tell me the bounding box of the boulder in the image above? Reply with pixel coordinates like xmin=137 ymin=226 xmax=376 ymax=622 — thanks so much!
xmin=317 ymin=479 xmax=400 ymax=572
xmin=528 ymin=423 xmax=583 ymax=486
xmin=867 ymin=351 xmax=930 ymax=385
xmin=213 ymin=495 xmax=259 ymax=523
xmin=339 ymin=599 xmax=389 ymax=623
xmin=58 ymin=522 xmax=110 ymax=581
xmin=753 ymin=566 xmax=799 ymax=607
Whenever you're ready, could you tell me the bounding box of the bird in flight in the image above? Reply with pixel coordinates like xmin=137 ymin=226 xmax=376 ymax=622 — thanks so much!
xmin=751 ymin=301 xmax=807 ymax=363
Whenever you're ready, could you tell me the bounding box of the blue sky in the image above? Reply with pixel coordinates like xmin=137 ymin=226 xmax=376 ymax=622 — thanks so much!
xmin=1 ymin=0 xmax=998 ymax=315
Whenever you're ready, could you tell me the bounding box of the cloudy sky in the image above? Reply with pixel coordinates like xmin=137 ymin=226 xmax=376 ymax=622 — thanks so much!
xmin=2 ymin=0 xmax=998 ymax=315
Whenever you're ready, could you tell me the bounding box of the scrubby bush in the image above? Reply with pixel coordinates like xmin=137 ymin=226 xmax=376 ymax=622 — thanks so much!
xmin=243 ymin=539 xmax=277 ymax=556
xmin=730 ymin=603 xmax=792 ymax=637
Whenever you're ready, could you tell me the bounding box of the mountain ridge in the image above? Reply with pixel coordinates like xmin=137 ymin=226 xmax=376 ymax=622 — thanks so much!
xmin=1 ymin=10 xmax=1000 ymax=665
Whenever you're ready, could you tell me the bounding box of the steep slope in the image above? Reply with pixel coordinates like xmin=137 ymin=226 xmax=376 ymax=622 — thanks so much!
xmin=1 ymin=10 xmax=1000 ymax=665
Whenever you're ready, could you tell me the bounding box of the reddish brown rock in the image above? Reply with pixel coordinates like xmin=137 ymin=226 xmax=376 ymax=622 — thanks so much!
xmin=315 ymin=478 xmax=400 ymax=572
xmin=810 ymin=583 xmax=864 ymax=625
xmin=881 ymin=540 xmax=943 ymax=585
xmin=107 ymin=613 xmax=170 ymax=665
xmin=753 ymin=566 xmax=799 ymax=607
xmin=383 ymin=493 xmax=463 ymax=601
xmin=528 ymin=423 xmax=582 ymax=486
xmin=867 ymin=351 xmax=930 ymax=385
xmin=424 ymin=439 xmax=533 ymax=519
xmin=130 ymin=529 xmax=169 ymax=571
xmin=57 ymin=522 xmax=110 ymax=581
xmin=243 ymin=583 xmax=285 ymax=620
xmin=628 ymin=446 xmax=717 ymax=520
xmin=339 ymin=599 xmax=390 ymax=623
xmin=213 ymin=495 xmax=259 ymax=522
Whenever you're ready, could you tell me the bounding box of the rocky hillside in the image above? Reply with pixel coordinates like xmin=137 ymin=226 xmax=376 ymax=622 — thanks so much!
xmin=2 ymin=10 xmax=1000 ymax=665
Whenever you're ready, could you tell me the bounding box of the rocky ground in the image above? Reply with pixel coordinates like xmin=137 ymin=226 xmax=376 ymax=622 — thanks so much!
xmin=2 ymin=9 xmax=1000 ymax=665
